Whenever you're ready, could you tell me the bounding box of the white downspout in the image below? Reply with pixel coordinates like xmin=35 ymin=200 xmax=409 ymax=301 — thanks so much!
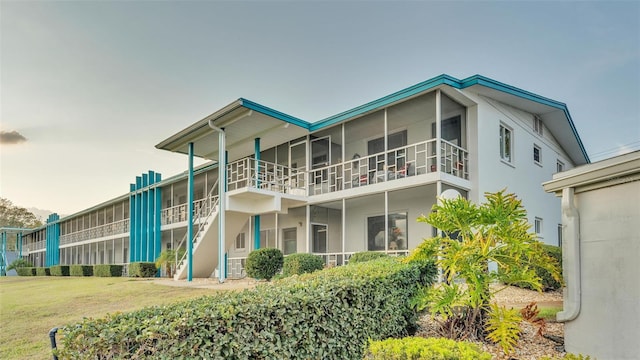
xmin=557 ymin=187 xmax=581 ymax=322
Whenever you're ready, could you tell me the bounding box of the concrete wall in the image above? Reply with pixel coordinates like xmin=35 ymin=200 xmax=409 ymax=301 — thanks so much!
xmin=566 ymin=180 xmax=640 ymax=358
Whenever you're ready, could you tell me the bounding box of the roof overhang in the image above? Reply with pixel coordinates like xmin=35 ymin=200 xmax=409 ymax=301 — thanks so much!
xmin=157 ymin=74 xmax=590 ymax=166
xmin=543 ymin=150 xmax=640 ymax=195
xmin=155 ymin=99 xmax=310 ymax=161
xmin=460 ymin=75 xmax=590 ymax=165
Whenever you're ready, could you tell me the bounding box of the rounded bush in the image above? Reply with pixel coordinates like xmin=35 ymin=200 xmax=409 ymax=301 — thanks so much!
xmin=282 ymin=253 xmax=324 ymax=277
xmin=364 ymin=336 xmax=492 ymax=360
xmin=349 ymin=251 xmax=389 ymax=264
xmin=245 ymin=248 xmax=283 ymax=280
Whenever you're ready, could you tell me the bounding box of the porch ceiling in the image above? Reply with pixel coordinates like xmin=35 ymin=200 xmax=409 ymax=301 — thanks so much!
xmin=156 ymin=99 xmax=309 ymax=161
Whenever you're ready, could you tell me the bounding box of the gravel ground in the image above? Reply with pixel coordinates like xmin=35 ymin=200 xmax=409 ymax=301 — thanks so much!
xmin=415 ymin=285 xmax=564 ymax=360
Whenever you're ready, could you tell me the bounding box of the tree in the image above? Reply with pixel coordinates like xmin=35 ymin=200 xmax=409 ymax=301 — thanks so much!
xmin=0 ymin=198 xmax=43 ymax=229
xmin=406 ymin=190 xmax=561 ymax=354
xmin=155 ymin=249 xmax=184 ymax=278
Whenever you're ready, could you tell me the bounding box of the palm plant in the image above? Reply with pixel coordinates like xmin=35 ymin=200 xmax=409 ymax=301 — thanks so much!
xmin=155 ymin=249 xmax=183 ymax=278
xmin=406 ymin=190 xmax=561 ymax=354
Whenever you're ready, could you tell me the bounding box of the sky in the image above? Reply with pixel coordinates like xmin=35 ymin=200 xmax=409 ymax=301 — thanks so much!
xmin=1 ymin=1 xmax=639 ymax=216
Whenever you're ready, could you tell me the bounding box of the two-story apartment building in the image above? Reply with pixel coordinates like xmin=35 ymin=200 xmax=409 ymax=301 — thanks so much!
xmin=14 ymin=74 xmax=589 ymax=280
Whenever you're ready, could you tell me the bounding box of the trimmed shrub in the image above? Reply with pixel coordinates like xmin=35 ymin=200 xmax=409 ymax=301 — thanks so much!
xmin=57 ymin=258 xmax=437 ymax=359
xmin=349 ymin=251 xmax=389 ymax=264
xmin=49 ymin=265 xmax=70 ymax=276
xmin=282 ymin=253 xmax=324 ymax=277
xmin=35 ymin=267 xmax=50 ymax=276
xmin=129 ymin=262 xmax=157 ymax=277
xmin=245 ymin=248 xmax=284 ymax=280
xmin=364 ymin=337 xmax=492 ymax=360
xmin=93 ymin=264 xmax=123 ymax=277
xmin=70 ymin=265 xmax=93 ymax=277
xmin=16 ymin=267 xmax=36 ymax=276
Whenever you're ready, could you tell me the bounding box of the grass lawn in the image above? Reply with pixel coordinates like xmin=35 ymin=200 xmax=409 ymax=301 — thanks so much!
xmin=0 ymin=276 xmax=217 ymax=360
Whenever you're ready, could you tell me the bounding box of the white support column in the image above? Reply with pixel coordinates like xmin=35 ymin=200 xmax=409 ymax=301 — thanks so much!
xmin=436 ymin=90 xmax=442 ymax=172
xmin=341 ymin=199 xmax=346 ymax=264
xmin=305 ymin=205 xmax=310 ymax=253
xmin=384 ymin=191 xmax=389 ymax=251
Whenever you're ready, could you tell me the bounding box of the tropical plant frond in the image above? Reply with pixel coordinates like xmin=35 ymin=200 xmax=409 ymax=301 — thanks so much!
xmin=486 ymin=303 xmax=521 ymax=354
xmin=427 ymin=283 xmax=468 ymax=319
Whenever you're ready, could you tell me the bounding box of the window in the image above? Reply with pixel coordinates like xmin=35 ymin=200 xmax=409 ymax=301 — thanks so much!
xmin=311 ymin=224 xmax=327 ymax=253
xmin=282 ymin=227 xmax=297 ymax=255
xmin=259 ymin=229 xmax=276 ymax=249
xmin=556 ymin=160 xmax=565 ymax=173
xmin=534 ymin=116 xmax=544 ymax=136
xmin=557 ymin=224 xmax=563 ymax=248
xmin=499 ymin=124 xmax=512 ymax=163
xmin=534 ymin=217 xmax=543 ymax=235
xmin=235 ymin=233 xmax=245 ymax=250
xmin=367 ymin=212 xmax=408 ymax=251
xmin=533 ymin=144 xmax=542 ymax=165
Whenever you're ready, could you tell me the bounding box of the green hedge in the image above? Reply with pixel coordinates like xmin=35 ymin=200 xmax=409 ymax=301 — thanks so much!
xmin=70 ymin=265 xmax=93 ymax=277
xmin=282 ymin=253 xmax=324 ymax=277
xmin=364 ymin=337 xmax=492 ymax=359
xmin=349 ymin=251 xmax=389 ymax=264
xmin=128 ymin=262 xmax=157 ymax=277
xmin=49 ymin=265 xmax=70 ymax=276
xmin=93 ymin=264 xmax=123 ymax=277
xmin=58 ymin=258 xmax=437 ymax=359
xmin=16 ymin=267 xmax=36 ymax=276
xmin=245 ymin=248 xmax=284 ymax=280
xmin=35 ymin=267 xmax=50 ymax=276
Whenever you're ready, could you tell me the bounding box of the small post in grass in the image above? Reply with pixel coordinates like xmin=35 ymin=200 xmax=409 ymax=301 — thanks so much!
xmin=49 ymin=327 xmax=58 ymax=360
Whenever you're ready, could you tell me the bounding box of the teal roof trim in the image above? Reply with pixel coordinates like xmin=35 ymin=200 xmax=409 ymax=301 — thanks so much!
xmin=459 ymin=75 xmax=567 ymax=109
xmin=310 ymin=74 xmax=459 ymax=131
xmin=239 ymin=98 xmax=311 ymax=129
xmin=306 ymin=74 xmax=588 ymax=163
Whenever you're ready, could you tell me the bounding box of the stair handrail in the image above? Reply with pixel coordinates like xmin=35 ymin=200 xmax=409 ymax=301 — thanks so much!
xmin=174 ymin=180 xmax=219 ymax=273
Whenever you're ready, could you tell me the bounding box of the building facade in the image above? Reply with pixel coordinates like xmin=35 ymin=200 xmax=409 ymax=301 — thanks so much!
xmin=17 ymin=74 xmax=589 ymax=280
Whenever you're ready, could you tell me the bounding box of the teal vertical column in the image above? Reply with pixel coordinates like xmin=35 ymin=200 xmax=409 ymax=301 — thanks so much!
xmin=45 ymin=213 xmax=60 ymax=266
xmin=1 ymin=231 xmax=6 ymax=276
xmin=154 ymin=172 xmax=162 ymax=264
xmin=129 ymin=183 xmax=136 ymax=263
xmin=135 ymin=176 xmax=143 ymax=262
xmin=146 ymin=171 xmax=155 ymax=262
xmin=141 ymin=173 xmax=149 ymax=263
xmin=45 ymin=214 xmax=51 ymax=266
xmin=187 ymin=142 xmax=194 ymax=281
xmin=54 ymin=214 xmax=60 ymax=265
xmin=254 ymin=138 xmax=261 ymax=250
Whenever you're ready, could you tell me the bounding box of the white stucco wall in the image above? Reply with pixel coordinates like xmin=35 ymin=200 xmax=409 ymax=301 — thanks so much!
xmin=468 ymin=93 xmax=574 ymax=245
xmin=566 ymin=180 xmax=640 ymax=358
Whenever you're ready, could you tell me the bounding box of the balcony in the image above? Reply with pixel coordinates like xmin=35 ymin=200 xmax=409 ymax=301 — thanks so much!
xmin=308 ymin=139 xmax=468 ymax=195
xmin=59 ymin=219 xmax=130 ymax=245
xmin=225 ymin=139 xmax=468 ymax=198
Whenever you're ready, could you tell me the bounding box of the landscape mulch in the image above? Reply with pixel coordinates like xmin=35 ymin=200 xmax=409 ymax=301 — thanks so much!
xmin=415 ymin=285 xmax=564 ymax=360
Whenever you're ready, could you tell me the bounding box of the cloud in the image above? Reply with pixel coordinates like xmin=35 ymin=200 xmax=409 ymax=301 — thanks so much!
xmin=0 ymin=130 xmax=28 ymax=144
